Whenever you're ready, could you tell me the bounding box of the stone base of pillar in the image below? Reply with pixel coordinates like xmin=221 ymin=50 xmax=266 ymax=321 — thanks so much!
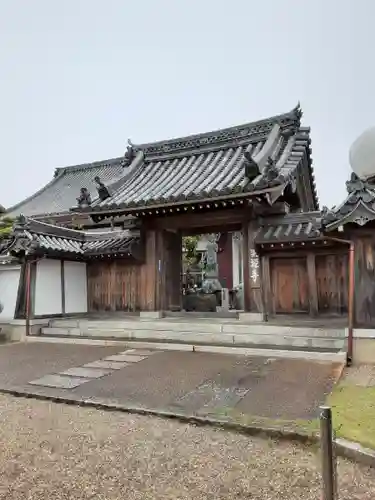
xmin=140 ymin=311 xmax=164 ymax=320
xmin=239 ymin=312 xmax=265 ymax=323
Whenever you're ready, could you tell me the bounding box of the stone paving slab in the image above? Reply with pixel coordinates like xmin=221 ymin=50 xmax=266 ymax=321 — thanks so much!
xmin=0 ymin=343 xmax=125 ymax=389
xmin=120 ymin=349 xmax=157 ymax=356
xmin=59 ymin=367 xmax=113 ymax=378
xmin=341 ymin=365 xmax=375 ymax=387
xmin=104 ymin=354 xmax=146 ymax=363
xmin=83 ymin=360 xmax=130 ymax=370
xmin=29 ymin=374 xmax=90 ymax=389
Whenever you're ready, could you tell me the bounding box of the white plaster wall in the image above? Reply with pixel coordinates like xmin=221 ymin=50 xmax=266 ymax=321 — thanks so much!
xmin=0 ymin=266 xmax=21 ymax=320
xmin=64 ymin=261 xmax=87 ymax=314
xmin=35 ymin=260 xmax=62 ymax=316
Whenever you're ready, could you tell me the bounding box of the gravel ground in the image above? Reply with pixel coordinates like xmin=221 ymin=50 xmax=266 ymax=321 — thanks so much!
xmin=0 ymin=394 xmax=374 ymax=499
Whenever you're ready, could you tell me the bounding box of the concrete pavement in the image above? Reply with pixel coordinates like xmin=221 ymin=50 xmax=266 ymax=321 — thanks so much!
xmin=0 ymin=342 xmax=343 ymax=421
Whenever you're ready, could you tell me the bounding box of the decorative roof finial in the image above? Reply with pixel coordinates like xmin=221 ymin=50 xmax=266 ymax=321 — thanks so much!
xmin=94 ymin=176 xmax=111 ymax=201
xmin=122 ymin=139 xmax=135 ymax=168
xmin=293 ymin=102 xmax=303 ymax=121
xmin=76 ymin=188 xmax=91 ymax=208
xmin=243 ymin=149 xmax=260 ymax=181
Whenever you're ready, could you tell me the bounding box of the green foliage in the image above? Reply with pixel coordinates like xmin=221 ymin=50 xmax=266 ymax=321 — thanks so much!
xmin=0 ymin=216 xmax=14 ymax=240
xmin=182 ymin=235 xmax=200 ymax=267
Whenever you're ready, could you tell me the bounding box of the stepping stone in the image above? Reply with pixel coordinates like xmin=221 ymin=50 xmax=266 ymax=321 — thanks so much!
xmin=120 ymin=349 xmax=158 ymax=356
xmin=59 ymin=367 xmax=113 ymax=379
xmin=29 ymin=374 xmax=90 ymax=389
xmin=104 ymin=354 xmax=146 ymax=363
xmin=83 ymin=360 xmax=129 ymax=370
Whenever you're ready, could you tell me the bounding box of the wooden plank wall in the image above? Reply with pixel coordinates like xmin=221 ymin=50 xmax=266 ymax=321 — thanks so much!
xmin=155 ymin=230 xmax=182 ymax=311
xmin=270 ymin=257 xmax=309 ymax=313
xmin=265 ymin=250 xmax=349 ymax=317
xmin=315 ymin=253 xmax=348 ymax=314
xmin=87 ymin=230 xmax=158 ymax=312
xmin=354 ymin=237 xmax=375 ymax=326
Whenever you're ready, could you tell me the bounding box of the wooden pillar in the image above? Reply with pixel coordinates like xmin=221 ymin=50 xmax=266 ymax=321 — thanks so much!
xmin=261 ymin=254 xmax=272 ymax=318
xmin=242 ymin=220 xmax=251 ymax=312
xmin=248 ymin=221 xmax=263 ymax=314
xmin=307 ymin=253 xmax=318 ymax=317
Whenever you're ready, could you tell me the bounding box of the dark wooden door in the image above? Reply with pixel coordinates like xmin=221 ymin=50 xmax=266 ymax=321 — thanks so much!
xmin=271 ymin=257 xmax=309 ymax=313
xmin=315 ymin=253 xmax=348 ymax=314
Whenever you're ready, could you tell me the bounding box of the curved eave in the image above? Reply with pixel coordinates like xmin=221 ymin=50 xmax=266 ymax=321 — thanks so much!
xmin=77 ymin=182 xmax=289 ymax=219
xmin=324 ymin=200 xmax=375 ymax=231
xmin=5 ymin=171 xmax=66 ymax=218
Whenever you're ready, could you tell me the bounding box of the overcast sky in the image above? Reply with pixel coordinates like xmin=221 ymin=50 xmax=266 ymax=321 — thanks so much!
xmin=1 ymin=0 xmax=374 ymax=209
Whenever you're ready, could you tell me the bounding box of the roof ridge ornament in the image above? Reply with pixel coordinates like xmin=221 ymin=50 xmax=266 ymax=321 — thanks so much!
xmin=122 ymin=139 xmax=135 ymax=168
xmin=76 ymin=188 xmax=92 ymax=208
xmin=243 ymin=150 xmax=260 ymax=181
xmin=94 ymin=176 xmax=111 ymax=202
xmin=292 ymin=102 xmax=303 ymax=123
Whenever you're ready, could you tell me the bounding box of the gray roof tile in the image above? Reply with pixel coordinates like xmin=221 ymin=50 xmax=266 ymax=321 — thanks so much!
xmin=5 ymin=218 xmax=140 ymax=259
xmin=88 ymin=105 xmax=317 ymax=212
xmin=255 ymin=212 xmax=322 ymax=245
xmin=322 ymin=173 xmax=375 ymax=230
xmin=6 ymin=157 xmax=125 ymax=218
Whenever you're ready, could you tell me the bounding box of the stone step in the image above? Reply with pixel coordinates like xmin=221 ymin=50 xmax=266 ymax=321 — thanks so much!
xmin=48 ymin=318 xmax=346 ymax=339
xmin=41 ymin=327 xmax=345 ymax=351
xmin=27 ymin=335 xmax=347 ymax=363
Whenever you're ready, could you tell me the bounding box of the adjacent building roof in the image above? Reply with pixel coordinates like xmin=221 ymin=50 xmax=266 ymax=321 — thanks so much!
xmin=84 ymin=105 xmax=318 ymax=216
xmin=255 ymin=211 xmax=322 ymax=246
xmin=5 ymin=157 xmax=125 ymax=219
xmin=3 ymin=217 xmax=142 ymax=260
xmin=321 ymin=173 xmax=375 ymax=231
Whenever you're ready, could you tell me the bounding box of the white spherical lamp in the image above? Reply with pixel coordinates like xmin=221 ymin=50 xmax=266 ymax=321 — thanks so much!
xmin=349 ymin=127 xmax=375 ymax=181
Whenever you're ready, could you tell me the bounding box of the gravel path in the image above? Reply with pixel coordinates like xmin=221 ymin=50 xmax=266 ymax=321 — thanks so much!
xmin=0 ymin=394 xmax=373 ymax=499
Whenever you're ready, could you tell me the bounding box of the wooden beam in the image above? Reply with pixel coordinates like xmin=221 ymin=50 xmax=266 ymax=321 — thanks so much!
xmin=150 ymin=208 xmax=245 ymax=231
xmin=61 ymin=260 xmax=66 ymax=315
xmin=307 ymin=253 xmax=318 ymax=316
xmin=14 ymin=261 xmax=27 ymax=319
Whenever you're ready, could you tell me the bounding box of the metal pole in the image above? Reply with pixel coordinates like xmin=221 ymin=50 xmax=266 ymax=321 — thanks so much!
xmin=320 ymin=406 xmax=336 ymax=500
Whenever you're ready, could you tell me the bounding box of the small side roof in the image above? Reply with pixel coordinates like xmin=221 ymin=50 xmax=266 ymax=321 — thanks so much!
xmin=5 ymin=157 xmax=125 ymax=219
xmin=4 ymin=217 xmax=142 ymax=261
xmin=322 ymin=173 xmax=375 ymax=231
xmin=255 ymin=211 xmax=322 ymax=247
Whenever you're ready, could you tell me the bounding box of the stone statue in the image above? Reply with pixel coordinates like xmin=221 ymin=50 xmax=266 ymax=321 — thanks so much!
xmin=76 ymin=188 xmax=91 ymax=208
xmin=243 ymin=150 xmax=260 ymax=180
xmin=202 ymin=234 xmax=222 ymax=293
xmin=94 ymin=176 xmax=111 ymax=201
xmin=263 ymin=157 xmax=279 ymax=181
xmin=205 ymin=236 xmax=218 ymax=272
xmin=122 ymin=139 xmax=135 ymax=168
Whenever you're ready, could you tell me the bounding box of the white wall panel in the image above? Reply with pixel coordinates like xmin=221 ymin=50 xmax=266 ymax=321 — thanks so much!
xmin=34 ymin=260 xmax=62 ymax=315
xmin=64 ymin=261 xmax=87 ymax=314
xmin=0 ymin=267 xmax=21 ymax=320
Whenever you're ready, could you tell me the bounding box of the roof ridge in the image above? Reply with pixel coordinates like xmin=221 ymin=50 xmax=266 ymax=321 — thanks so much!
xmin=5 ymin=173 xmax=64 ymax=216
xmin=133 ymin=104 xmax=302 ymax=154
xmin=54 ymin=156 xmax=123 ymax=175
xmin=6 ymin=155 xmax=125 ymax=218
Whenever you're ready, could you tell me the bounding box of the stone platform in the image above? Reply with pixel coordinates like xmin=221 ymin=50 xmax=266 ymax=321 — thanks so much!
xmin=36 ymin=315 xmax=347 ymax=362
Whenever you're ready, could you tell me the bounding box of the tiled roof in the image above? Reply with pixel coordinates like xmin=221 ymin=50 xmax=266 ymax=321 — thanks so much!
xmin=255 ymin=212 xmax=322 ymax=245
xmin=5 ymin=217 xmax=141 ymax=259
xmin=87 ymin=105 xmax=318 ymax=214
xmin=6 ymin=157 xmax=125 ymax=219
xmin=322 ymin=173 xmax=375 ymax=230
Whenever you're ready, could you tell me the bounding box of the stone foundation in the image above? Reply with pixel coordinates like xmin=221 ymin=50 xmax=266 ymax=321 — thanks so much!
xmin=3 ymin=319 xmax=51 ymax=342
